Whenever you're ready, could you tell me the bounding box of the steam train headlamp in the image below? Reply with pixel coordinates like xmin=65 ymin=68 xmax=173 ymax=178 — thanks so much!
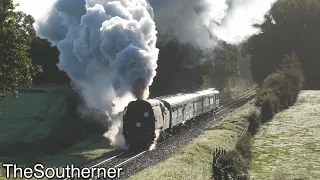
xmin=136 ymin=122 xmax=141 ymax=128
xmin=144 ymin=112 xmax=149 ymax=117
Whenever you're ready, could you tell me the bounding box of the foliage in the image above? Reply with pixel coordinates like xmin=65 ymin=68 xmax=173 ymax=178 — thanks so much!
xmin=244 ymin=0 xmax=320 ymax=89
xmin=213 ymin=107 xmax=260 ymax=180
xmin=200 ymin=74 xmax=212 ymax=90
xmin=256 ymin=88 xmax=280 ymax=123
xmin=214 ymin=133 xmax=252 ymax=180
xmin=246 ymin=109 xmax=260 ymax=136
xmin=255 ymin=52 xmax=304 ymax=122
xmin=149 ymin=41 xmax=204 ymax=96
xmin=219 ymin=77 xmax=256 ymax=105
xmin=212 ymin=41 xmax=240 ymax=90
xmin=30 ymin=37 xmax=69 ymax=84
xmin=149 ymin=40 xmax=241 ymax=97
xmin=277 ymin=52 xmax=304 ymax=103
xmin=0 ymin=0 xmax=41 ymax=99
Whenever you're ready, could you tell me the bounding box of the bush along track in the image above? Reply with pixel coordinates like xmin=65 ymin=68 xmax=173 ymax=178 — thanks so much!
xmin=212 ymin=52 xmax=305 ymax=179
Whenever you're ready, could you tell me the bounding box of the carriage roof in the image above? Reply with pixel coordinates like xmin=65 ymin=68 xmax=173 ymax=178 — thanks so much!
xmin=158 ymin=88 xmax=219 ymax=106
xmin=125 ymin=88 xmax=219 ymax=109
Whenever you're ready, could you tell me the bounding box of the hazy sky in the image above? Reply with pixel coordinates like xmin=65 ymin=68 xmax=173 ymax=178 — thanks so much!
xmin=13 ymin=0 xmax=56 ymax=20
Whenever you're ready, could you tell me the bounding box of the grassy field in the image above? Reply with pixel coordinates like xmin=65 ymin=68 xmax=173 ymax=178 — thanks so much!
xmin=0 ymin=85 xmax=115 ymax=179
xmin=130 ymin=100 xmax=259 ymax=180
xmin=0 ymin=85 xmax=69 ymax=144
xmin=250 ymin=90 xmax=320 ymax=180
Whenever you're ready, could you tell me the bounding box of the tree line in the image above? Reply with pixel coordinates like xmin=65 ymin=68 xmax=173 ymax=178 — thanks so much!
xmin=243 ymin=0 xmax=320 ymax=90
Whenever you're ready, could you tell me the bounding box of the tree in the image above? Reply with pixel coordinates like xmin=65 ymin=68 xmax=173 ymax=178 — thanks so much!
xmin=212 ymin=41 xmax=240 ymax=90
xmin=149 ymin=40 xmax=241 ymax=97
xmin=30 ymin=37 xmax=69 ymax=84
xmin=149 ymin=41 xmax=206 ymax=97
xmin=14 ymin=11 xmax=36 ymax=37
xmin=244 ymin=0 xmax=320 ymax=89
xmin=0 ymin=0 xmax=41 ymax=99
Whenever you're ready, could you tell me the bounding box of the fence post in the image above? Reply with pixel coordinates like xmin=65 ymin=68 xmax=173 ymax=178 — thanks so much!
xmin=213 ymin=147 xmax=229 ymax=180
xmin=213 ymin=147 xmax=222 ymax=180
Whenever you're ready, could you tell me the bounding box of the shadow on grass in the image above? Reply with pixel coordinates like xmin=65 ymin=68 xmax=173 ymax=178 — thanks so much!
xmin=0 ymin=116 xmax=113 ymax=167
xmin=0 ymin=88 xmax=117 ymax=168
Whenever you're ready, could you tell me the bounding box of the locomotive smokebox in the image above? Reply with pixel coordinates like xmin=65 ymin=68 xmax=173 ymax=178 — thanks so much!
xmin=123 ymin=100 xmax=156 ymax=151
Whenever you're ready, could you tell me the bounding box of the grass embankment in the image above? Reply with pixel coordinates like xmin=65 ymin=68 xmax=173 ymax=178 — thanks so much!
xmin=250 ymin=90 xmax=320 ymax=180
xmin=0 ymin=85 xmax=114 ymax=179
xmin=130 ymin=100 xmax=259 ymax=180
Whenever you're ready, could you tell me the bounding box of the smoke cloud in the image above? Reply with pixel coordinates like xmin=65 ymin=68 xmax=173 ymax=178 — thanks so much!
xmin=36 ymin=0 xmax=158 ymax=114
xmin=150 ymin=0 xmax=277 ymax=49
xmin=35 ymin=0 xmax=159 ymax=148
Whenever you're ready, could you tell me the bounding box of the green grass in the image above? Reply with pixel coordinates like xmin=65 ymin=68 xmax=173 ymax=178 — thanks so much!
xmin=249 ymin=90 xmax=320 ymax=180
xmin=130 ymin=100 xmax=259 ymax=180
xmin=0 ymin=85 xmax=68 ymax=144
xmin=0 ymin=135 xmax=114 ymax=180
xmin=39 ymin=135 xmax=114 ymax=167
xmin=0 ymin=85 xmax=115 ymax=179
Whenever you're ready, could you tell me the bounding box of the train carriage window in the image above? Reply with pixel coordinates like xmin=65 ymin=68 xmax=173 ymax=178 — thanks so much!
xmin=179 ymin=108 xmax=183 ymax=116
xmin=172 ymin=109 xmax=177 ymax=118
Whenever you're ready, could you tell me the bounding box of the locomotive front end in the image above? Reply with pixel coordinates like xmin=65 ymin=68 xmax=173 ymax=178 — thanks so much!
xmin=123 ymin=100 xmax=156 ymax=151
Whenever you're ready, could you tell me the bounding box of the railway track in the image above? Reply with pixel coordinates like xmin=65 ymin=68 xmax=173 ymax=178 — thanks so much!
xmin=63 ymin=89 xmax=256 ymax=180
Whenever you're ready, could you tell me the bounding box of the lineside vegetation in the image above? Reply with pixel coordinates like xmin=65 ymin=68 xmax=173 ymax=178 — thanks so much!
xmin=212 ymin=52 xmax=305 ymax=179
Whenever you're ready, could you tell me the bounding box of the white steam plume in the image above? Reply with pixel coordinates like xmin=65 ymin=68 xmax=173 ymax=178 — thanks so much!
xmin=35 ymin=0 xmax=159 ymax=148
xmin=150 ymin=0 xmax=278 ymax=49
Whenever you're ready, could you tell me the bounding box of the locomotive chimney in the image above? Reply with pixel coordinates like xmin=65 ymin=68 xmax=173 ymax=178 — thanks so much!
xmin=132 ymin=78 xmax=148 ymax=100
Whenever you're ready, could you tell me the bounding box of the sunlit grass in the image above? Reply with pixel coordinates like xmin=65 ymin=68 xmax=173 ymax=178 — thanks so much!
xmin=249 ymin=90 xmax=320 ymax=180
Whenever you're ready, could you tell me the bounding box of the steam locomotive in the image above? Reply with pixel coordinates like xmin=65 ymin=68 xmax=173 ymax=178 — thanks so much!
xmin=122 ymin=88 xmax=220 ymax=151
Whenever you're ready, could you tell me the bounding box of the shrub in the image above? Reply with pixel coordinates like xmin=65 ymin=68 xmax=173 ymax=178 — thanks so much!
xmin=255 ymin=52 xmax=304 ymax=122
xmin=255 ymin=87 xmax=280 ymax=122
xmin=278 ymin=52 xmax=304 ymax=105
xmin=212 ymin=133 xmax=252 ymax=180
xmin=260 ymin=92 xmax=280 ymax=123
xmin=263 ymin=73 xmax=293 ymax=108
xmin=246 ymin=110 xmax=260 ymax=135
